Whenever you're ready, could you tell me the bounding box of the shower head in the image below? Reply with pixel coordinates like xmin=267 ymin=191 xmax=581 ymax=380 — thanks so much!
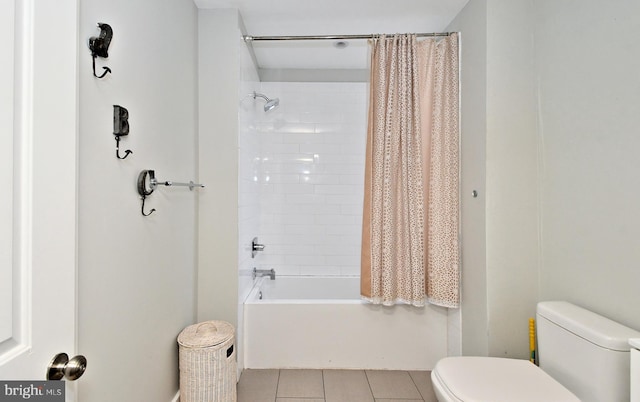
xmin=253 ymin=91 xmax=280 ymax=112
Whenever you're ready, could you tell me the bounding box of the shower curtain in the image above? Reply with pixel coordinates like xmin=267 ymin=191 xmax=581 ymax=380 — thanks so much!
xmin=360 ymin=33 xmax=459 ymax=308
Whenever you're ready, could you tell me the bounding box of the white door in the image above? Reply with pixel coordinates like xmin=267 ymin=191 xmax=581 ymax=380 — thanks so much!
xmin=0 ymin=0 xmax=79 ymax=400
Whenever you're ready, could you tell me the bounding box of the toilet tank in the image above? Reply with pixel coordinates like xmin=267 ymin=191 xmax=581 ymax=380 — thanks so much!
xmin=537 ymin=301 xmax=640 ymax=402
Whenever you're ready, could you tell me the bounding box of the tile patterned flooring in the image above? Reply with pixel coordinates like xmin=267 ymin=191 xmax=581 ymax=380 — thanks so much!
xmin=237 ymin=369 xmax=438 ymax=402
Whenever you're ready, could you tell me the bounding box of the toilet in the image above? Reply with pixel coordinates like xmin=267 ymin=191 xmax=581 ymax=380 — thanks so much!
xmin=431 ymin=301 xmax=640 ymax=402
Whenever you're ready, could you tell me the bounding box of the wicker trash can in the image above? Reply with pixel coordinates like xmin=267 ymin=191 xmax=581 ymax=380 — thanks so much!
xmin=178 ymin=320 xmax=237 ymax=402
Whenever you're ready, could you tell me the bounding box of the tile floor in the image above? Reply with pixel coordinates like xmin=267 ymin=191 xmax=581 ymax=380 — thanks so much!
xmin=237 ymin=369 xmax=438 ymax=402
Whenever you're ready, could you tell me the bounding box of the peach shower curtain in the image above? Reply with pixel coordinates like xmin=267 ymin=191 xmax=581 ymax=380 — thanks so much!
xmin=360 ymin=33 xmax=459 ymax=308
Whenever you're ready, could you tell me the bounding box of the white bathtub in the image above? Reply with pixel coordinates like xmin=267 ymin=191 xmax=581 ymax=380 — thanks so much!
xmin=243 ymin=276 xmax=449 ymax=370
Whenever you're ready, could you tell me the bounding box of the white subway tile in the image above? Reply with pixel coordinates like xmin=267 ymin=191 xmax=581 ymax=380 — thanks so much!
xmin=340 ymin=266 xmax=361 ymax=276
xmin=299 ymin=174 xmax=334 ymax=185
xmin=341 ymin=204 xmax=364 ymax=215
xmin=286 ymin=194 xmax=326 ymax=204
xmin=255 ymin=82 xmax=367 ymax=278
xmin=285 ymin=254 xmax=325 ymax=266
xmin=300 ymin=266 xmax=342 ymax=276
xmin=317 ymin=163 xmax=364 ymax=175
xmin=285 ymin=215 xmax=320 ymax=226
xmin=258 ymin=254 xmax=287 ymax=266
xmin=263 ymin=174 xmax=300 ymax=184
xmin=314 ymin=244 xmax=359 ymax=256
xmin=267 ymin=244 xmax=315 ymax=255
xmin=266 ymin=265 xmax=301 ymax=276
xmin=338 ymin=235 xmax=363 ymax=246
xmin=281 ymin=133 xmax=325 ymax=144
xmin=325 ymin=194 xmax=364 ymax=205
xmin=269 ymin=183 xmax=314 ymax=195
xmin=326 ymin=255 xmax=361 ymax=266
xmin=285 ymin=224 xmax=326 ymax=236
xmin=260 ymin=143 xmax=300 ymax=154
xmin=314 ymin=215 xmax=361 ymax=226
xmin=325 ymin=225 xmax=363 ymax=236
xmin=314 ymin=184 xmax=362 ymax=195
xmin=339 ymin=175 xmax=365 ymax=185
xmin=299 ymin=143 xmax=345 ymax=155
xmin=271 ymin=122 xmax=316 ymax=134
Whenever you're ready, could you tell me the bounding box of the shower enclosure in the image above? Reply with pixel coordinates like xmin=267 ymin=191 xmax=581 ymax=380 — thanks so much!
xmin=198 ymin=8 xmax=458 ymax=376
xmin=253 ymin=82 xmax=367 ymax=278
xmin=239 ymin=81 xmax=451 ymax=369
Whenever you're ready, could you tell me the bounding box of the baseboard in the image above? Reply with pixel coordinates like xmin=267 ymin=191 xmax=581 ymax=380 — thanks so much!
xmin=171 ymin=391 xmax=180 ymax=402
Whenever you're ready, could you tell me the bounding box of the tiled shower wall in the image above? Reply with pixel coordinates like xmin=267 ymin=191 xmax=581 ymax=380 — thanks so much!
xmin=255 ymin=82 xmax=367 ymax=276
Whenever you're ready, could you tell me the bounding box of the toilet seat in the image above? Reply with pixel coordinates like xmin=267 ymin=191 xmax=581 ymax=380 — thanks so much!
xmin=431 ymin=357 xmax=580 ymax=402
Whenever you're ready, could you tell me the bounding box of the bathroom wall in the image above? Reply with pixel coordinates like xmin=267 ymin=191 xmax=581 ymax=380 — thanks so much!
xmin=78 ymin=0 xmax=198 ymax=400
xmin=485 ymin=0 xmax=539 ymax=358
xmin=198 ymin=9 xmax=241 ymax=327
xmin=535 ymin=0 xmax=640 ymax=330
xmin=446 ymin=0 xmax=489 ymax=358
xmin=198 ymin=9 xmax=262 ymax=374
xmin=255 ymin=82 xmax=368 ymax=277
xmin=450 ymin=0 xmax=640 ymax=359
xmin=237 ymin=26 xmax=261 ymax=372
xmin=448 ymin=0 xmax=539 ymax=359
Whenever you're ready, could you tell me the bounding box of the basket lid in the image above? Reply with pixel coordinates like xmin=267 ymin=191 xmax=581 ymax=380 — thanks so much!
xmin=178 ymin=320 xmax=235 ymax=348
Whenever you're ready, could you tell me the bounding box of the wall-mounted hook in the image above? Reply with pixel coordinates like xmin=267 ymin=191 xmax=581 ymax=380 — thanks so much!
xmin=88 ymin=23 xmax=113 ymax=79
xmin=113 ymin=105 xmax=132 ymax=159
xmin=136 ymin=169 xmax=204 ymax=217
xmin=137 ymin=170 xmax=156 ymax=216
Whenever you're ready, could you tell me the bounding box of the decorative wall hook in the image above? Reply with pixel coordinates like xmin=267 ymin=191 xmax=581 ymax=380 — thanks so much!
xmin=88 ymin=23 xmax=113 ymax=78
xmin=113 ymin=105 xmax=132 ymax=159
xmin=137 ymin=170 xmax=156 ymax=216
xmin=137 ymin=170 xmax=204 ymax=216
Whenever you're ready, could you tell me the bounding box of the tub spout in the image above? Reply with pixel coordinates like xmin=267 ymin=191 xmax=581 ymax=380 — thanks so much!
xmin=253 ymin=267 xmax=276 ymax=280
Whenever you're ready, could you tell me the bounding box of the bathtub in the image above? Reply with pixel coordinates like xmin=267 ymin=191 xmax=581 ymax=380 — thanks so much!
xmin=243 ymin=275 xmax=449 ymax=370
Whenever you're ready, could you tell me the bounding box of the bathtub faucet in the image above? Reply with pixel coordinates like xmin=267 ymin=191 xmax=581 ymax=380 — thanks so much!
xmin=253 ymin=267 xmax=276 ymax=280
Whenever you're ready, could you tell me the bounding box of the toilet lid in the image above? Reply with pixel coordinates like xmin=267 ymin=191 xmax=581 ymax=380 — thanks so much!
xmin=432 ymin=357 xmax=580 ymax=402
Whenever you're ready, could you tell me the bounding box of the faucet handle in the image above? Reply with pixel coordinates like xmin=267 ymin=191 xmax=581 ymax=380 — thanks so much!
xmin=252 ymin=237 xmax=265 ymax=258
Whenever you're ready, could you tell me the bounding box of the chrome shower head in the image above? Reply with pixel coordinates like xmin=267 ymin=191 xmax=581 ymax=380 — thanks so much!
xmin=253 ymin=91 xmax=280 ymax=112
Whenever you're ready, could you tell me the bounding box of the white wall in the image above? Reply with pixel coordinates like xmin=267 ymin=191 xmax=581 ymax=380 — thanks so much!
xmin=485 ymin=0 xmax=538 ymax=358
xmin=78 ymin=0 xmax=198 ymax=400
xmin=448 ymin=0 xmax=539 ymax=359
xmin=198 ymin=8 xmax=268 ymax=375
xmin=197 ymin=9 xmax=241 ymax=327
xmin=535 ymin=0 xmax=640 ymax=330
xmin=255 ymin=82 xmax=367 ymax=277
xmin=449 ymin=0 xmax=640 ymax=359
xmin=446 ymin=0 xmax=489 ymax=357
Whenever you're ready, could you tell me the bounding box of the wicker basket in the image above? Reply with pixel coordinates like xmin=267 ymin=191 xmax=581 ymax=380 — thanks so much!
xmin=178 ymin=321 xmax=237 ymax=402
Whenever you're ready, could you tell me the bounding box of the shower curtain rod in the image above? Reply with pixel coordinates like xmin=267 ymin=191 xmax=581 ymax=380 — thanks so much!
xmin=243 ymin=32 xmax=454 ymax=42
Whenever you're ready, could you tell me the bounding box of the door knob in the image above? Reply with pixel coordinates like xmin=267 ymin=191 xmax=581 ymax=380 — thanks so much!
xmin=47 ymin=353 xmax=87 ymax=381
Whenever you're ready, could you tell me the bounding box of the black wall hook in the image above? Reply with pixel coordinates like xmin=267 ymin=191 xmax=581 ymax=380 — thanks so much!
xmin=113 ymin=105 xmax=132 ymax=159
xmin=89 ymin=23 xmax=113 ymax=78
xmin=116 ymin=136 xmax=132 ymax=159
xmin=137 ymin=170 xmax=156 ymax=216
